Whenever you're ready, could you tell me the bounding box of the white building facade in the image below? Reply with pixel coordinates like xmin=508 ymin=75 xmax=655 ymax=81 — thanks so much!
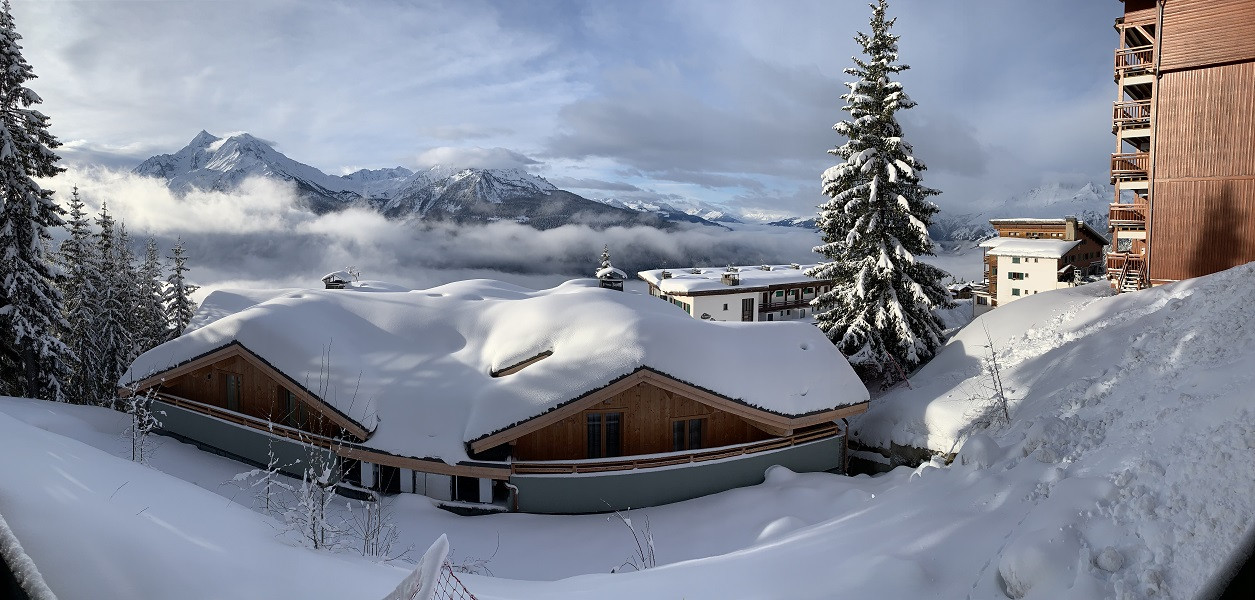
xmin=637 ymin=265 xmax=834 ymax=323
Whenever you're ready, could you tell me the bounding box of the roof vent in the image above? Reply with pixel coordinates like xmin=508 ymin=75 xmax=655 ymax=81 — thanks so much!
xmin=721 ymin=272 xmax=741 ymax=286
xmin=790 ymin=263 xmax=801 ymax=269
xmin=725 ymin=266 xmax=739 ymax=273
xmin=660 ymin=270 xmax=672 ymax=279
xmin=689 ymin=268 xmax=703 ymax=274
xmin=760 ymin=265 xmax=772 ymax=271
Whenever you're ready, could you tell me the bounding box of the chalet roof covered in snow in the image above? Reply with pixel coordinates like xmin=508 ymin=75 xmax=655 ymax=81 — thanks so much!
xmin=983 ymin=239 xmax=1081 ymax=259
xmin=638 ymin=264 xmax=826 ymax=294
xmin=122 ymin=279 xmax=867 ymax=463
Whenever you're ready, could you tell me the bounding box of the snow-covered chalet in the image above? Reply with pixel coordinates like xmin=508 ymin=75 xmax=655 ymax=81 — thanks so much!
xmin=119 ymin=278 xmax=869 ymax=514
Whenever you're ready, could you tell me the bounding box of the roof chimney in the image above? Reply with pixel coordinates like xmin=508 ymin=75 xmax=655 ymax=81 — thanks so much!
xmin=1065 ymin=216 xmax=1078 ymax=241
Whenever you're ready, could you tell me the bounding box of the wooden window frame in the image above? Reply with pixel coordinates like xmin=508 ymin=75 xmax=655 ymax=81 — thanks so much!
xmin=671 ymin=416 xmax=707 ymax=452
xmin=586 ymin=411 xmax=624 ymax=459
xmin=217 ymin=369 xmax=243 ymax=412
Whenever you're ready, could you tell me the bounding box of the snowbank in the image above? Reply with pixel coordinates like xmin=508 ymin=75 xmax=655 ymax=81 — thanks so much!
xmin=6 ymin=263 xmax=1253 ymax=599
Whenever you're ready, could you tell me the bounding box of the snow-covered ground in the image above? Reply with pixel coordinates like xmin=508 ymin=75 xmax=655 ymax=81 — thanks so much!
xmin=3 ymin=263 xmax=1253 ymax=599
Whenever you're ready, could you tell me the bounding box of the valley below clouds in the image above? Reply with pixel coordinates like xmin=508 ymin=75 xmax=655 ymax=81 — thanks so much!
xmin=53 ymin=166 xmax=826 ymax=294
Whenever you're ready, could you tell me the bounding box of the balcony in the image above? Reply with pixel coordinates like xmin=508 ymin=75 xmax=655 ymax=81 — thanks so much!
xmin=1109 ymin=202 xmax=1148 ymax=225
xmin=1114 ymin=44 xmax=1154 ymax=77
xmin=1111 ymin=152 xmax=1150 ymax=183
xmin=1112 ymin=99 xmax=1151 ymax=132
xmin=511 ymin=423 xmax=841 ymax=475
xmin=759 ymin=298 xmax=812 ymax=313
xmin=1107 ymin=253 xmax=1148 ymax=292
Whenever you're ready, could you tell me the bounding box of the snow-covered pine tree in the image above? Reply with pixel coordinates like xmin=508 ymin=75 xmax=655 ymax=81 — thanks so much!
xmin=114 ymin=222 xmax=141 ymax=358
xmin=0 ymin=1 xmax=69 ymax=400
xmin=164 ymin=237 xmax=198 ymax=340
xmin=92 ymin=202 xmax=133 ymax=404
xmin=599 ymin=244 xmax=612 ymax=271
xmin=134 ymin=236 xmax=166 ymax=353
xmin=56 ymin=187 xmax=103 ymax=403
xmin=807 ymin=0 xmax=952 ymax=381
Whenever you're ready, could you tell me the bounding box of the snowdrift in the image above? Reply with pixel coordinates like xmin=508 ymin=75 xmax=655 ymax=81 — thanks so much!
xmin=2 ymin=263 xmax=1252 ymax=599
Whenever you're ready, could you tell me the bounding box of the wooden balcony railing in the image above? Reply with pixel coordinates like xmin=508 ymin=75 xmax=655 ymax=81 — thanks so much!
xmin=155 ymin=392 xmax=345 ymax=450
xmin=511 ymin=423 xmax=841 ymax=475
xmin=1111 ymin=152 xmax=1150 ymax=182
xmin=1112 ymin=100 xmax=1151 ymax=131
xmin=1115 ymin=45 xmax=1154 ymax=75
xmin=1107 ymin=253 xmax=1148 ymax=291
xmin=1109 ymin=202 xmax=1148 ymax=224
xmin=760 ymin=299 xmax=812 ymax=313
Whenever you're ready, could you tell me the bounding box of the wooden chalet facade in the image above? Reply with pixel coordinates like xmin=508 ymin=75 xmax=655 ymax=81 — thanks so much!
xmin=121 ymin=282 xmax=869 ymax=514
xmin=1109 ymin=0 xmax=1255 ymax=291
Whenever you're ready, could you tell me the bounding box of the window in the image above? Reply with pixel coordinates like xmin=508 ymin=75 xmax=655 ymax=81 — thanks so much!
xmin=723 ymin=303 xmax=728 ymax=311
xmin=775 ymin=290 xmax=784 ymax=297
xmin=804 ymin=287 xmax=814 ymax=294
xmin=976 ymin=296 xmax=988 ymax=305
xmin=1012 ymin=288 xmax=1021 ymax=296
xmin=1011 ymin=257 xmax=1021 ymax=264
xmin=586 ymin=412 xmax=623 ymax=458
xmin=1007 ymin=272 xmax=1027 ymax=280
xmin=221 ymin=371 xmax=241 ymax=412
xmin=672 ymin=418 xmax=705 ymax=451
xmin=282 ymin=391 xmax=308 ymax=429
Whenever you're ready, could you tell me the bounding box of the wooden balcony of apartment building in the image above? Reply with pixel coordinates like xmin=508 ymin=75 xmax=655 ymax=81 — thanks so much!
xmin=1114 ymin=45 xmax=1154 ymax=78
xmin=759 ymin=298 xmax=812 ymax=313
xmin=1109 ymin=201 xmax=1148 ymax=225
xmin=1107 ymin=252 xmax=1148 ymax=292
xmin=1112 ymin=99 xmax=1152 ymax=133
xmin=1111 ymin=152 xmax=1150 ymax=183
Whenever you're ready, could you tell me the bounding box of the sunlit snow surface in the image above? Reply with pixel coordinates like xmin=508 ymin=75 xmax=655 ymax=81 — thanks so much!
xmin=3 ymin=263 xmax=1254 ymax=599
xmin=123 ymin=278 xmax=866 ymax=462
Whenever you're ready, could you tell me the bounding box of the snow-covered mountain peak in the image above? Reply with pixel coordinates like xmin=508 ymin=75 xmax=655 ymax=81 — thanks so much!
xmin=341 ymin=166 xmax=414 ymax=183
xmin=133 ymin=131 xmax=710 ymax=228
xmin=188 ymin=130 xmax=221 ymax=150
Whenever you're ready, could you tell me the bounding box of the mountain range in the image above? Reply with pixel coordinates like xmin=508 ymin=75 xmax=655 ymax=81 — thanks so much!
xmin=133 ymin=131 xmax=726 ymax=230
xmin=133 ymin=131 xmax=1112 ymax=240
xmin=928 ymin=181 xmax=1112 ymax=241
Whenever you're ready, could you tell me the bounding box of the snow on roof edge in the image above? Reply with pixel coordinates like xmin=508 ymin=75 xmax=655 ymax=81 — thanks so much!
xmin=467 ymin=365 xmax=869 ymax=447
xmin=120 ymin=340 xmax=374 ymax=438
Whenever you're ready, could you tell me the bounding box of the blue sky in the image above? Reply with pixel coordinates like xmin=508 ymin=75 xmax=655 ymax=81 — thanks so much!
xmin=15 ymin=0 xmax=1122 ymax=220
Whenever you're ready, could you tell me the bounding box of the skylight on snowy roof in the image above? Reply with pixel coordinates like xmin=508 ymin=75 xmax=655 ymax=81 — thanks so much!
xmin=491 ymin=350 xmax=553 ymax=378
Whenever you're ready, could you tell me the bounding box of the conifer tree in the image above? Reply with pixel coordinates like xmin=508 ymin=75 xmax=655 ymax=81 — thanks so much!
xmin=135 ymin=236 xmax=167 ymax=352
xmin=164 ymin=237 xmax=198 ymax=339
xmin=57 ymin=187 xmax=102 ymax=403
xmin=114 ymin=223 xmax=141 ymax=357
xmin=807 ymin=0 xmax=951 ymax=380
xmin=0 ymin=1 xmax=68 ymax=400
xmin=92 ymin=202 xmax=133 ymax=403
xmin=599 ymin=244 xmax=612 ymax=271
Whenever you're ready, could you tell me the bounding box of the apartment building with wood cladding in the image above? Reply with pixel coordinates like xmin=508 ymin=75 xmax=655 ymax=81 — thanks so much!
xmin=1108 ymin=0 xmax=1255 ymax=291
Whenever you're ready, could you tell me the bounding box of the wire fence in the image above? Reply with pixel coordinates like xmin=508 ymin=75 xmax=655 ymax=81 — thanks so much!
xmin=427 ymin=562 xmax=477 ymax=600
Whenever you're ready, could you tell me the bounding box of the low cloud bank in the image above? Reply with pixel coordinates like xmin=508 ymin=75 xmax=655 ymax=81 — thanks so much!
xmin=50 ymin=167 xmax=822 ymax=293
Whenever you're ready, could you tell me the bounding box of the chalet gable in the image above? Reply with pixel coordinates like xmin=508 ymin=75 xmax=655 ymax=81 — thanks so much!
xmin=121 ymin=341 xmax=373 ymax=442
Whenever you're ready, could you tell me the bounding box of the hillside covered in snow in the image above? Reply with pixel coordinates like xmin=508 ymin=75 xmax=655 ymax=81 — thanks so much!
xmin=2 ymin=264 xmax=1253 ymax=599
